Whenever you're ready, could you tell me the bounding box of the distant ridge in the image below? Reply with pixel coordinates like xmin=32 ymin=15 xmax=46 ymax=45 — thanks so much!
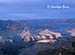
xmin=0 ymin=18 xmax=75 ymax=21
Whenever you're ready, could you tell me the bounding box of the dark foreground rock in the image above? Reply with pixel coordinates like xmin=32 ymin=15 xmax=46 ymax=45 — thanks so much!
xmin=37 ymin=47 xmax=75 ymax=55
xmin=19 ymin=43 xmax=52 ymax=55
xmin=19 ymin=40 xmax=74 ymax=55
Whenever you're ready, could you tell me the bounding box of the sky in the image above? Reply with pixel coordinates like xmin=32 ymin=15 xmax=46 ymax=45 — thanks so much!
xmin=0 ymin=0 xmax=75 ymax=20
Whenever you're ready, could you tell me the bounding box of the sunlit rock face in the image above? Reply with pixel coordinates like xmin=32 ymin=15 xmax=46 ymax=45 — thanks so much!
xmin=39 ymin=29 xmax=55 ymax=36
xmin=71 ymin=33 xmax=75 ymax=37
xmin=37 ymin=40 xmax=50 ymax=43
xmin=37 ymin=39 xmax=56 ymax=44
xmin=37 ymin=35 xmax=41 ymax=40
xmin=6 ymin=23 xmax=17 ymax=31
xmin=20 ymin=27 xmax=31 ymax=42
xmin=19 ymin=28 xmax=62 ymax=43
xmin=6 ymin=35 xmax=13 ymax=43
xmin=54 ymin=33 xmax=62 ymax=38
xmin=31 ymin=36 xmax=35 ymax=41
xmin=0 ymin=36 xmax=4 ymax=43
xmin=39 ymin=29 xmax=55 ymax=39
xmin=37 ymin=29 xmax=62 ymax=44
xmin=8 ymin=39 xmax=13 ymax=43
xmin=39 ymin=29 xmax=62 ymax=39
xmin=41 ymin=36 xmax=47 ymax=40
xmin=20 ymin=30 xmax=31 ymax=39
xmin=67 ymin=29 xmax=75 ymax=37
xmin=24 ymin=36 xmax=30 ymax=42
xmin=48 ymin=34 xmax=54 ymax=39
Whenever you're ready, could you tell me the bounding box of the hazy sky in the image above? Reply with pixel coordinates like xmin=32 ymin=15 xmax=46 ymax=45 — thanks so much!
xmin=0 ymin=0 xmax=75 ymax=20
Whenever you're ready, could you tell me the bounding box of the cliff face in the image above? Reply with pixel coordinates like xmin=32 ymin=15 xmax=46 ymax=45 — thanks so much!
xmin=19 ymin=27 xmax=31 ymax=42
xmin=19 ymin=28 xmax=63 ymax=43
